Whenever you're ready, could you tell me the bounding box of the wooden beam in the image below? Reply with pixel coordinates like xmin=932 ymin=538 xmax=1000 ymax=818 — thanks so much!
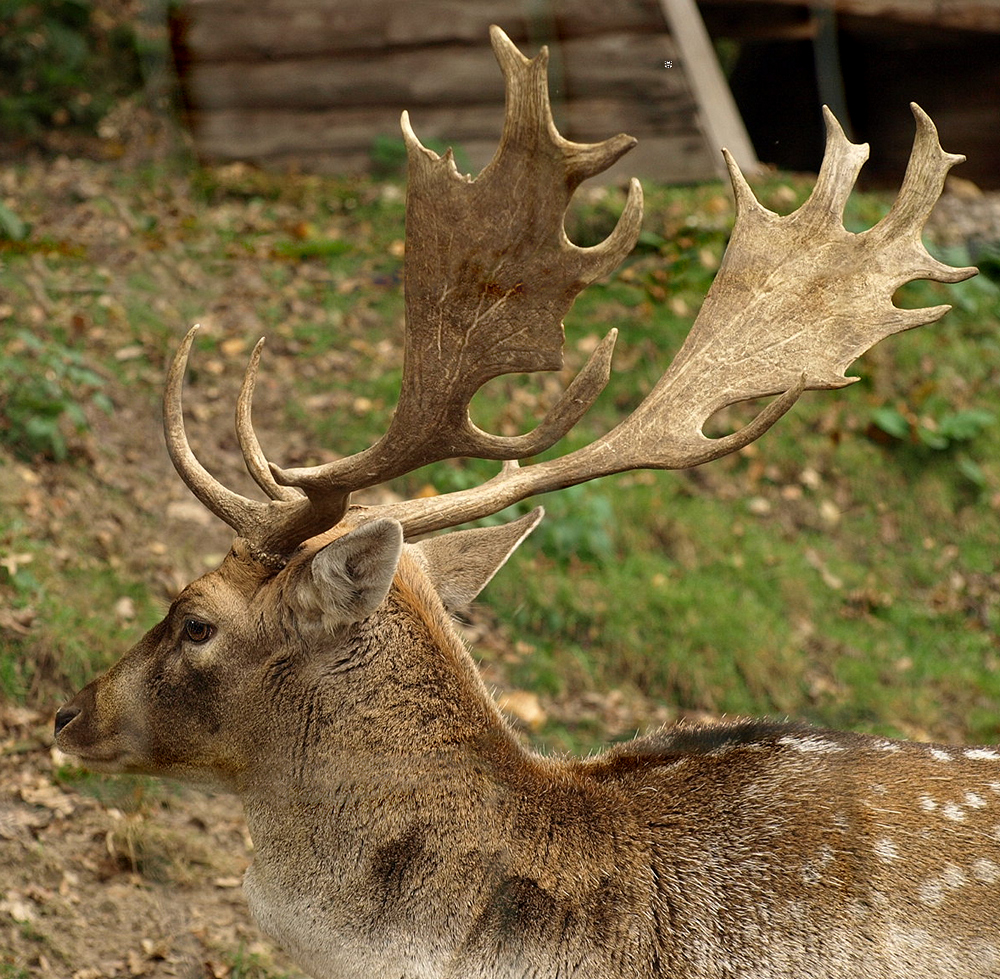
xmin=658 ymin=0 xmax=760 ymax=176
xmin=696 ymin=0 xmax=1000 ymax=34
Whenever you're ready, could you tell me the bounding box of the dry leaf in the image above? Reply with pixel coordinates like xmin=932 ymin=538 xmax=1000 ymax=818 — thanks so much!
xmin=0 ymin=895 xmax=36 ymax=923
xmin=498 ymin=690 xmax=546 ymax=730
xmin=212 ymin=876 xmax=242 ymax=889
xmin=20 ymin=781 xmax=76 ymax=818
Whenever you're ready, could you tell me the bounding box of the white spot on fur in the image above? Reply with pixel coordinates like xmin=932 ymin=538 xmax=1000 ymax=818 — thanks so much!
xmin=973 ymin=858 xmax=1000 ymax=884
xmin=941 ymin=864 xmax=968 ymax=890
xmin=942 ymin=802 xmax=966 ymax=822
xmin=874 ymin=838 xmax=899 ymax=864
xmin=919 ymin=795 xmax=938 ymax=812
xmin=801 ymin=844 xmax=838 ymax=885
xmin=919 ymin=879 xmax=944 ymax=908
xmin=964 ymin=791 xmax=987 ymax=809
xmin=965 ymin=748 xmax=1000 ymax=761
xmin=930 ymin=748 xmax=953 ymax=762
xmin=919 ymin=865 xmax=968 ymax=909
xmin=779 ymin=735 xmax=845 ymax=754
xmin=873 ymin=739 xmax=902 ymax=753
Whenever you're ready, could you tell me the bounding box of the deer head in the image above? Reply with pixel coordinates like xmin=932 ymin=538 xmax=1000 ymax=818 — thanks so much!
xmin=55 ymin=26 xmax=987 ymax=979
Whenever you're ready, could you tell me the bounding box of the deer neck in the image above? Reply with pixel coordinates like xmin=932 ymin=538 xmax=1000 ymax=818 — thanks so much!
xmin=239 ymin=560 xmax=528 ymax=830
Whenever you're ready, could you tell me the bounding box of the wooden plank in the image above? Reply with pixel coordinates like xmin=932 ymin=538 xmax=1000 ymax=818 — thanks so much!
xmin=658 ymin=0 xmax=759 ymax=176
xmin=191 ymin=119 xmax=717 ymax=185
xmin=191 ymin=106 xmax=504 ymax=159
xmin=605 ymin=133 xmax=721 ymax=183
xmin=175 ymin=0 xmax=522 ymax=61
xmin=176 ymin=0 xmax=668 ymax=63
xmin=191 ymin=96 xmax=704 ymax=162
xmin=938 ymin=0 xmax=1000 ymax=31
xmin=560 ymin=32 xmax=686 ymax=102
xmin=185 ymin=46 xmax=507 ymax=113
xmin=184 ymin=34 xmax=688 ymax=113
xmin=696 ymin=0 xmax=1000 ymax=33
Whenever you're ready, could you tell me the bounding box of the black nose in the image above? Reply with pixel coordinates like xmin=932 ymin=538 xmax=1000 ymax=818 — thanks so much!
xmin=54 ymin=704 xmax=81 ymax=736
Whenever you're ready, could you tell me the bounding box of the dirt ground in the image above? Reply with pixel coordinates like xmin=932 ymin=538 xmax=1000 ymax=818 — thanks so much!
xmin=0 ymin=313 xmax=316 ymax=977
xmin=1 ymin=707 xmax=307 ymax=978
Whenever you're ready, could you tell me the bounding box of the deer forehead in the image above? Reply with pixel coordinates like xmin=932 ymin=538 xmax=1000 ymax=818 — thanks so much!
xmin=175 ymin=573 xmax=254 ymax=619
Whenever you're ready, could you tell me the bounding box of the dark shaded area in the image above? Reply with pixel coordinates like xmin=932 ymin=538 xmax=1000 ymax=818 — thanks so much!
xmin=702 ymin=3 xmax=1000 ymax=188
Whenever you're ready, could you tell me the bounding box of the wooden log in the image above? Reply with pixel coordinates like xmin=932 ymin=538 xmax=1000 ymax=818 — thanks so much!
xmin=190 ymin=95 xmax=703 ymax=163
xmin=175 ymin=0 xmax=667 ymax=63
xmin=190 ymin=124 xmax=719 ymax=184
xmin=184 ymin=34 xmax=685 ymax=113
xmin=697 ymin=0 xmax=1000 ymax=33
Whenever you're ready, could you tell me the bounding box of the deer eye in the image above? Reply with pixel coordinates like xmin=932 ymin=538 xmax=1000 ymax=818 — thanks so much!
xmin=183 ymin=618 xmax=215 ymax=644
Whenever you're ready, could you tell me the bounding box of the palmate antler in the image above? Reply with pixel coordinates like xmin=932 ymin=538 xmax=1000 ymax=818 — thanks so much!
xmin=166 ymin=26 xmax=975 ymax=564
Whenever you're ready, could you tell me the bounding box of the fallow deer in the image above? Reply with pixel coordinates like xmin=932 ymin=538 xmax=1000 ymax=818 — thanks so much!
xmin=55 ymin=26 xmax=993 ymax=979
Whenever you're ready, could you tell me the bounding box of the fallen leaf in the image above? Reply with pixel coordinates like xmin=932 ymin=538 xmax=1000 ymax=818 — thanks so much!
xmin=127 ymin=948 xmax=149 ymax=976
xmin=114 ymin=596 xmax=136 ymax=622
xmin=220 ymin=337 xmax=247 ymax=356
xmin=20 ymin=781 xmax=76 ymax=818
xmin=0 ymin=552 xmax=33 ymax=576
xmin=498 ymin=690 xmax=546 ymax=730
xmin=213 ymin=876 xmax=242 ymax=889
xmin=141 ymin=938 xmax=169 ymax=959
xmin=0 ymin=895 xmax=36 ymax=923
xmin=114 ymin=344 xmax=145 ymax=362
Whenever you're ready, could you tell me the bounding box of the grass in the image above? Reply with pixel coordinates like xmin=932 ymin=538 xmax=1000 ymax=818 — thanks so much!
xmin=223 ymin=944 xmax=307 ymax=979
xmin=2 ymin=155 xmax=999 ymax=752
xmin=0 ymin=506 xmax=164 ymax=700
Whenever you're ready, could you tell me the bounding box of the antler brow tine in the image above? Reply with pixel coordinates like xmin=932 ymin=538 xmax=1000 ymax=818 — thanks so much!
xmin=163 ymin=325 xmax=267 ymax=536
xmin=235 ymin=338 xmax=302 ymax=503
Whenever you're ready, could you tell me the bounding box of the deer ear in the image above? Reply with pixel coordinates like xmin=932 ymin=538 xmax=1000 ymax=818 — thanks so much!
xmin=412 ymin=508 xmax=543 ymax=612
xmin=297 ymin=518 xmax=404 ymax=624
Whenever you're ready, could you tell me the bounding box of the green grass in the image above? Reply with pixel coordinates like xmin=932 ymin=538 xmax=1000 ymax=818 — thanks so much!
xmin=223 ymin=943 xmax=306 ymax=979
xmin=2 ymin=157 xmax=999 ymax=752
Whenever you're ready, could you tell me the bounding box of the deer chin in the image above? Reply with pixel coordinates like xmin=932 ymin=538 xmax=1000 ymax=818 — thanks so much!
xmin=53 ymin=735 xmax=133 ymax=771
xmin=65 ymin=751 xmax=130 ymax=773
xmin=60 ymin=745 xmax=185 ymax=779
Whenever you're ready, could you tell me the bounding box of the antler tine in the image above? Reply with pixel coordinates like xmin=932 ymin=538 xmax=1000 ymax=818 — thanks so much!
xmin=235 ymin=338 xmax=302 ymax=503
xmin=362 ymin=101 xmax=976 ymax=538
xmin=165 ymin=326 xmax=346 ymax=565
xmin=164 ymin=325 xmax=269 ymax=537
